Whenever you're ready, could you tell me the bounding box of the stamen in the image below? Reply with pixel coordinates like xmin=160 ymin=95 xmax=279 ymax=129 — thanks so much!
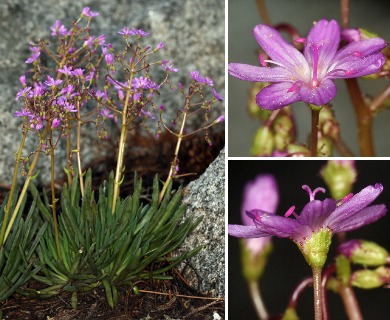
xmin=284 ymin=206 xmax=299 ymax=219
xmin=287 ymin=82 xmax=299 ymax=93
xmin=341 ymin=193 xmax=353 ymax=204
xmin=259 ymin=54 xmax=267 ymax=67
xmin=246 ymin=210 xmax=262 ymax=223
xmin=294 ymin=37 xmax=306 ymax=43
xmin=302 ymin=185 xmax=325 ymax=201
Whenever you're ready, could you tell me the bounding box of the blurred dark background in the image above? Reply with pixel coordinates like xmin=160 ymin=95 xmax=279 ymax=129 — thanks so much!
xmin=228 ymin=160 xmax=390 ymax=319
xmin=228 ymin=0 xmax=390 ymax=156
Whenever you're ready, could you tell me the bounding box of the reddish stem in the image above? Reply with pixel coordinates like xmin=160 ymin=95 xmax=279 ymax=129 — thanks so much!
xmin=339 ymin=285 xmax=363 ymax=320
xmin=345 ymin=79 xmax=375 ymax=156
xmin=288 ymin=277 xmax=313 ymax=309
xmin=370 ymin=84 xmax=390 ymax=113
xmin=341 ymin=0 xmax=350 ymax=28
xmin=256 ymin=0 xmax=272 ymax=25
xmin=321 ymin=264 xmax=336 ymax=320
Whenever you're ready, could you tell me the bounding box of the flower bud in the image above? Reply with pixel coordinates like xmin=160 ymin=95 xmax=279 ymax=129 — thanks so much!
xmin=319 ymin=105 xmax=340 ymax=140
xmin=281 ymin=307 xmax=300 ymax=320
xmin=338 ymin=239 xmax=389 ymax=267
xmin=247 ymin=82 xmax=272 ymax=120
xmin=317 ymin=136 xmax=333 ymax=156
xmin=351 ymin=266 xmax=390 ymax=289
xmin=286 ymin=143 xmax=310 ymax=157
xmin=241 ymin=238 xmax=272 ymax=281
xmin=320 ymin=160 xmax=357 ymax=200
xmin=251 ymin=127 xmax=274 ymax=156
xmin=240 ymin=174 xmax=278 ymax=280
xmin=273 ymin=113 xmax=295 ymax=150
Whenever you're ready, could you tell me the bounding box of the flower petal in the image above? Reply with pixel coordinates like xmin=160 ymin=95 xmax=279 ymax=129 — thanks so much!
xmin=253 ymin=24 xmax=309 ymax=75
xmin=324 ymin=184 xmax=384 ymax=227
xmin=299 ymin=78 xmax=336 ymax=106
xmin=327 ymin=53 xmax=385 ymax=79
xmin=228 ymin=224 xmax=274 ymax=238
xmin=331 ymin=38 xmax=387 ymax=67
xmin=228 ymin=63 xmax=292 ymax=82
xmin=328 ymin=204 xmax=387 ymax=233
xmin=304 ymin=20 xmax=340 ymax=73
xmin=256 ymin=82 xmax=301 ymax=110
xmin=298 ymin=199 xmax=337 ymax=231
xmin=260 ymin=215 xmax=311 ymax=239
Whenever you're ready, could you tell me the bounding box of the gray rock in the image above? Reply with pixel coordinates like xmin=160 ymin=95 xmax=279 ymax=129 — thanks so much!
xmin=0 ymin=0 xmax=224 ymax=184
xmin=180 ymin=148 xmax=225 ymax=297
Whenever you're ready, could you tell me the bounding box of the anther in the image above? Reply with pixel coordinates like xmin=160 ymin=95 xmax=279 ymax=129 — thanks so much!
xmin=284 ymin=206 xmax=299 ymax=219
xmin=259 ymin=54 xmax=267 ymax=67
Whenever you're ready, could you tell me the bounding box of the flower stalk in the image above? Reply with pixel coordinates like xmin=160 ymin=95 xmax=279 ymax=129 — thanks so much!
xmin=159 ymin=106 xmax=188 ymax=202
xmin=309 ymin=105 xmax=322 ymax=156
xmin=345 ymin=78 xmax=375 ymax=156
xmin=0 ymin=130 xmax=27 ymax=245
xmin=112 ymin=64 xmax=135 ymax=214
xmin=3 ymin=125 xmax=50 ymax=243
xmin=248 ymin=280 xmax=269 ymax=320
xmin=312 ymin=267 xmax=323 ymax=320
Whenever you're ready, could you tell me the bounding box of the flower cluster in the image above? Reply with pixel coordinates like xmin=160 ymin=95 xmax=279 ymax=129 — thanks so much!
xmin=14 ymin=6 xmax=224 ymax=163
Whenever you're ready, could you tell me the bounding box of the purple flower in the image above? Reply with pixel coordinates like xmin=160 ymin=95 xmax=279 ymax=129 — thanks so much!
xmin=84 ymin=36 xmax=95 ymax=48
xmin=15 ymin=87 xmax=32 ymax=100
xmin=211 ymin=88 xmax=224 ymax=101
xmin=104 ymin=53 xmax=114 ymax=66
xmin=190 ymin=70 xmax=214 ymax=86
xmin=58 ymin=65 xmax=73 ymax=75
xmin=161 ymin=60 xmax=179 ymax=73
xmin=229 ymin=183 xmax=387 ymax=267
xmin=215 ymin=115 xmax=225 ymax=123
xmin=71 ymin=68 xmax=84 ymax=77
xmin=82 ymin=7 xmax=99 ymax=18
xmin=118 ymin=27 xmax=150 ymax=37
xmin=230 ymin=183 xmax=386 ymax=240
xmin=25 ymin=52 xmax=40 ymax=64
xmin=156 ymin=42 xmax=165 ymax=50
xmin=99 ymin=108 xmax=114 ymax=118
xmin=52 ymin=118 xmax=61 ymax=128
xmin=50 ymin=20 xmax=70 ymax=36
xmin=14 ymin=108 xmax=32 ymax=117
xmin=228 ymin=19 xmax=386 ymax=109
xmin=19 ymin=75 xmax=27 ymax=86
xmin=44 ymin=76 xmax=63 ymax=88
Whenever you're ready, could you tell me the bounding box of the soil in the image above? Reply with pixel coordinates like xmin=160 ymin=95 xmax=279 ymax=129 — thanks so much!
xmin=0 ymin=129 xmax=225 ymax=320
xmin=2 ymin=274 xmax=224 ymax=319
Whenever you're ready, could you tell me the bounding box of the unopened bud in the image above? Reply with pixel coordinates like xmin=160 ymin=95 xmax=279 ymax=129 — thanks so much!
xmin=273 ymin=114 xmax=294 ymax=150
xmin=286 ymin=143 xmax=310 ymax=157
xmin=241 ymin=238 xmax=272 ymax=281
xmin=281 ymin=307 xmax=300 ymax=320
xmin=251 ymin=127 xmax=274 ymax=156
xmin=317 ymin=136 xmax=333 ymax=156
xmin=336 ymin=255 xmax=351 ymax=285
xmin=319 ymin=106 xmax=340 ymax=140
xmin=247 ymin=83 xmax=272 ymax=120
xmin=320 ymin=160 xmax=357 ymax=199
xmin=351 ymin=266 xmax=390 ymax=289
xmin=338 ymin=239 xmax=389 ymax=267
